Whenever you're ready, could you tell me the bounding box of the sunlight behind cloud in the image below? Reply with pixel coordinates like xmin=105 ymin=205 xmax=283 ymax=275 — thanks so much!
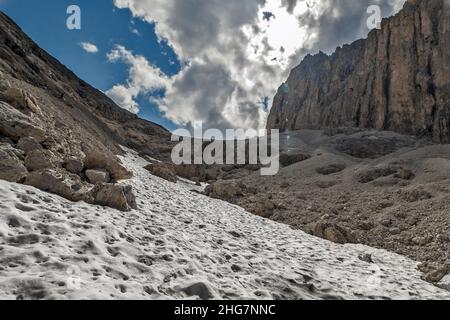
xmin=245 ymin=0 xmax=309 ymax=69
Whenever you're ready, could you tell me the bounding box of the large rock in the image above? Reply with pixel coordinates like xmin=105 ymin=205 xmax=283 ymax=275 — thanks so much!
xmin=16 ymin=136 xmax=42 ymax=154
xmin=247 ymin=198 xmax=276 ymax=218
xmin=0 ymin=144 xmax=27 ymax=182
xmin=437 ymin=274 xmax=450 ymax=291
xmin=174 ymin=164 xmax=207 ymax=182
xmin=91 ymin=183 xmax=137 ymax=211
xmin=267 ymin=0 xmax=450 ymax=143
xmin=279 ymin=153 xmax=310 ymax=167
xmin=3 ymin=87 xmax=41 ymax=114
xmin=64 ymin=157 xmax=84 ymax=175
xmin=310 ymin=222 xmax=353 ymax=244
xmin=84 ymin=149 xmax=132 ymax=182
xmin=24 ymin=149 xmax=54 ymax=171
xmin=24 ymin=169 xmax=136 ymax=212
xmin=25 ymin=169 xmax=92 ymax=203
xmin=205 ymin=180 xmax=246 ymax=201
xmin=0 ymin=101 xmax=46 ymax=142
xmin=316 ymin=163 xmax=346 ymax=175
xmin=144 ymin=163 xmax=177 ymax=183
xmin=85 ymin=169 xmax=110 ymax=184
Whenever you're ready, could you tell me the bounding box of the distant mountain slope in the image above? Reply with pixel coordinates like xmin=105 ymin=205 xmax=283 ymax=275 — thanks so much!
xmin=267 ymin=0 xmax=450 ymax=143
xmin=0 ymin=11 xmax=172 ymax=159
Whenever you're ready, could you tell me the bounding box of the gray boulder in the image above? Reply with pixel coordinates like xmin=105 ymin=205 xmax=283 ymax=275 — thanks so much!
xmin=16 ymin=136 xmax=42 ymax=154
xmin=85 ymin=169 xmax=110 ymax=184
xmin=84 ymin=149 xmax=132 ymax=182
xmin=24 ymin=149 xmax=54 ymax=171
xmin=0 ymin=101 xmax=45 ymax=142
xmin=64 ymin=157 xmax=84 ymax=174
xmin=0 ymin=144 xmax=27 ymax=182
xmin=91 ymin=183 xmax=137 ymax=211
xmin=25 ymin=169 xmax=92 ymax=202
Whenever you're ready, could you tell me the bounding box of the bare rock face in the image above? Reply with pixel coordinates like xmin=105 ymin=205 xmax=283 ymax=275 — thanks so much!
xmin=267 ymin=0 xmax=450 ymax=143
xmin=91 ymin=183 xmax=137 ymax=211
xmin=0 ymin=143 xmax=27 ymax=182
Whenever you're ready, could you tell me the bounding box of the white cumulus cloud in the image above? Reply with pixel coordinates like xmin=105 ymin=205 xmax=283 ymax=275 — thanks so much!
xmin=80 ymin=42 xmax=99 ymax=53
xmin=111 ymin=0 xmax=406 ymax=131
xmin=105 ymin=45 xmax=169 ymax=114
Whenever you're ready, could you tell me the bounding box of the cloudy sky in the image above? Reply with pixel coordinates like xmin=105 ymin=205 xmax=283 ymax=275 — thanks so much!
xmin=1 ymin=0 xmax=406 ymax=133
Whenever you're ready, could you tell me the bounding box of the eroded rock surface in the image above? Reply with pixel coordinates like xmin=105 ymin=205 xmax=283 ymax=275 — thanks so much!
xmin=267 ymin=0 xmax=450 ymax=143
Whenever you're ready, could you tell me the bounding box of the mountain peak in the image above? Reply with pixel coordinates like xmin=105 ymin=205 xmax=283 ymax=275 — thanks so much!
xmin=267 ymin=0 xmax=450 ymax=143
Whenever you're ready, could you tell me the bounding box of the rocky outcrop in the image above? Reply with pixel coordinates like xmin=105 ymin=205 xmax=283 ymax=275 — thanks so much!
xmin=25 ymin=169 xmax=92 ymax=203
xmin=205 ymin=180 xmax=246 ymax=202
xmin=85 ymin=169 xmax=110 ymax=184
xmin=309 ymin=222 xmax=355 ymax=245
xmin=0 ymin=101 xmax=45 ymax=142
xmin=91 ymin=183 xmax=137 ymax=211
xmin=83 ymin=149 xmax=132 ymax=182
xmin=279 ymin=153 xmax=310 ymax=167
xmin=0 ymin=143 xmax=27 ymax=182
xmin=144 ymin=163 xmax=178 ymax=183
xmin=267 ymin=0 xmax=450 ymax=143
xmin=63 ymin=157 xmax=84 ymax=175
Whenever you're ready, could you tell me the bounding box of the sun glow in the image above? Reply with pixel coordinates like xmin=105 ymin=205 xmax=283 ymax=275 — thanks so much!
xmin=244 ymin=0 xmax=310 ymax=69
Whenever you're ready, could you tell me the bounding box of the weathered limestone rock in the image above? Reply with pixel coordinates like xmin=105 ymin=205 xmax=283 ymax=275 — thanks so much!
xmin=25 ymin=169 xmax=92 ymax=203
xmin=0 ymin=101 xmax=46 ymax=142
xmin=310 ymin=222 xmax=353 ymax=244
xmin=267 ymin=0 xmax=450 ymax=143
xmin=64 ymin=157 xmax=84 ymax=175
xmin=144 ymin=163 xmax=177 ymax=183
xmin=16 ymin=136 xmax=42 ymax=154
xmin=4 ymin=87 xmax=41 ymax=114
xmin=91 ymin=183 xmax=137 ymax=211
xmin=205 ymin=180 xmax=246 ymax=201
xmin=24 ymin=149 xmax=54 ymax=171
xmin=174 ymin=164 xmax=207 ymax=182
xmin=0 ymin=144 xmax=27 ymax=182
xmin=279 ymin=153 xmax=310 ymax=167
xmin=248 ymin=198 xmax=276 ymax=218
xmin=85 ymin=169 xmax=110 ymax=184
xmin=316 ymin=163 xmax=346 ymax=175
xmin=84 ymin=149 xmax=132 ymax=182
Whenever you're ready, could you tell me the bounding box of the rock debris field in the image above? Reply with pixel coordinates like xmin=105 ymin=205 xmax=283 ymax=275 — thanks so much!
xmin=0 ymin=149 xmax=449 ymax=300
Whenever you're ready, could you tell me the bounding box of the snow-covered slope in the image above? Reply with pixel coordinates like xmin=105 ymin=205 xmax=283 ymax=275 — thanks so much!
xmin=0 ymin=150 xmax=448 ymax=300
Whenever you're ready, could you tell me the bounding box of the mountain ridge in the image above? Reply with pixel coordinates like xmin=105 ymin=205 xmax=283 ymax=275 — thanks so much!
xmin=0 ymin=10 xmax=172 ymax=158
xmin=267 ymin=0 xmax=450 ymax=143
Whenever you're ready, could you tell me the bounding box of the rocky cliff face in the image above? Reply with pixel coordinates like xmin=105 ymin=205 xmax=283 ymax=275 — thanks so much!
xmin=267 ymin=0 xmax=450 ymax=143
